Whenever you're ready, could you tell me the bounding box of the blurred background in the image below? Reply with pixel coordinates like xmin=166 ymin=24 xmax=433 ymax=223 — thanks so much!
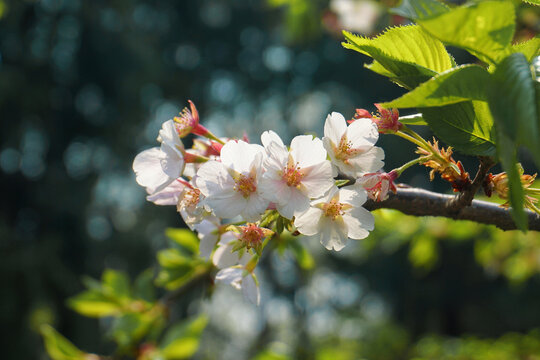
xmin=1 ymin=0 xmax=540 ymax=359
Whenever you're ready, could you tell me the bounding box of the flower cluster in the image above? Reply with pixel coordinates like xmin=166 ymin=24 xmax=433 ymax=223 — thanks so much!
xmin=133 ymin=102 xmax=386 ymax=304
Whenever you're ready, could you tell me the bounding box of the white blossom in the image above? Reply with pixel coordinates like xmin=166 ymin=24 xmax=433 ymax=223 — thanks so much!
xmin=294 ymin=184 xmax=374 ymax=251
xmin=323 ymin=112 xmax=384 ymax=177
xmin=215 ymin=267 xmax=260 ymax=305
xmin=195 ymin=140 xmax=269 ymax=221
xmin=260 ymin=131 xmax=335 ymax=219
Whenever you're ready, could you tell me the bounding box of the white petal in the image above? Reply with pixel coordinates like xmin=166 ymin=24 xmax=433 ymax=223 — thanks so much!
xmin=346 ymin=117 xmax=379 ymax=148
xmin=343 ymin=206 xmax=374 ymax=239
xmin=133 ymin=147 xmax=174 ymax=191
xmin=159 ymin=120 xmax=184 ymax=148
xmin=194 ymin=219 xmax=219 ymax=258
xmin=213 ymin=243 xmax=241 ymax=269
xmin=277 ymin=188 xmax=310 ymax=219
xmin=160 ymin=142 xmax=185 ymax=178
xmin=319 ymin=217 xmax=349 ymax=251
xmin=220 ymin=140 xmax=264 ymax=173
xmin=242 ymin=194 xmax=269 ymax=221
xmin=290 ymin=135 xmax=327 ymax=168
xmin=324 ymin=112 xmax=347 ymax=145
xmin=215 ymin=268 xmax=243 ymax=290
xmin=348 ymin=146 xmax=385 ymax=174
xmin=206 ymin=191 xmax=248 ymax=219
xmin=294 ymin=207 xmax=323 ymax=236
xmin=262 ymin=141 xmax=288 ymax=172
xmin=242 ymin=274 xmax=260 ymax=305
xmin=261 ymin=130 xmax=285 ymax=148
xmin=259 ymin=177 xmax=291 ymax=205
xmin=300 ymin=161 xmax=335 ymax=198
xmin=195 ymin=161 xmax=234 ymax=196
xmin=339 ymin=184 xmax=368 ymax=207
xmin=146 ymin=180 xmax=184 ymax=205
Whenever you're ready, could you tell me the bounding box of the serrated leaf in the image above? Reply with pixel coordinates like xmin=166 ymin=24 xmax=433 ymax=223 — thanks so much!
xmin=422 ymin=101 xmax=496 ymax=156
xmin=382 ymin=65 xmax=491 ymax=109
xmin=398 ymin=113 xmax=427 ymax=125
xmin=390 ymin=0 xmax=449 ymax=20
xmin=488 ymin=52 xmax=540 ymax=167
xmin=417 ymin=1 xmax=515 ymax=65
xmin=67 ymin=291 xmax=121 ymax=318
xmin=496 ymin=132 xmax=527 ymax=231
xmin=40 ymin=325 xmax=86 ymax=360
xmin=512 ymin=36 xmax=540 ymax=62
xmin=522 ymin=0 xmax=540 ymax=5
xmin=343 ymin=25 xmax=454 ymax=89
xmin=166 ymin=228 xmax=199 ymax=254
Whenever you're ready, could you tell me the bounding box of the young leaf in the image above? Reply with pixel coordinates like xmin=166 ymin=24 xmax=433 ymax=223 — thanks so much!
xmin=390 ymin=0 xmax=449 ymax=20
xmin=382 ymin=65 xmax=491 ymax=109
xmin=417 ymin=1 xmax=515 ymax=65
xmin=166 ymin=228 xmax=199 ymax=255
xmin=40 ymin=325 xmax=86 ymax=360
xmin=488 ymin=52 xmax=540 ymax=168
xmin=160 ymin=315 xmax=209 ymax=359
xmin=512 ymin=36 xmax=540 ymax=62
xmin=398 ymin=113 xmax=427 ymax=126
xmin=102 ymin=269 xmax=131 ymax=300
xmin=343 ymin=25 xmax=454 ymax=89
xmin=133 ymin=268 xmax=156 ymax=302
xmin=67 ymin=291 xmax=121 ymax=318
xmin=422 ymin=101 xmax=496 ymax=156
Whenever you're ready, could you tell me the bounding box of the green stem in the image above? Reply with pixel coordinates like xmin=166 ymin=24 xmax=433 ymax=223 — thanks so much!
xmin=393 ymin=157 xmax=427 ymax=176
xmin=205 ymin=131 xmax=226 ymax=145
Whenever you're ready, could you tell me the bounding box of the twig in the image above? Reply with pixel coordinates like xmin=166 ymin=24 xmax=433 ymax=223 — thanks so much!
xmin=365 ymin=186 xmax=540 ymax=231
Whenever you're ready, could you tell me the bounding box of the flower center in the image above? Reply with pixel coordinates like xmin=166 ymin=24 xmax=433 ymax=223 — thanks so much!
xmin=180 ymin=188 xmax=200 ymax=209
xmin=282 ymin=160 xmax=304 ymax=187
xmin=322 ymin=199 xmax=345 ymax=220
xmin=335 ymin=135 xmax=362 ymax=161
xmin=173 ymin=107 xmax=196 ymax=137
xmin=241 ymin=223 xmax=265 ymax=247
xmin=234 ymin=174 xmax=257 ymax=198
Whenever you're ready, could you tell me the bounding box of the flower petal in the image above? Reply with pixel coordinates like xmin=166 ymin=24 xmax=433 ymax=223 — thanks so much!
xmin=277 ymin=188 xmax=310 ymax=219
xmin=215 ymin=267 xmax=243 ymax=290
xmin=319 ymin=217 xmax=349 ymax=251
xmin=146 ymin=180 xmax=184 ymax=205
xmin=301 ymin=161 xmax=335 ymax=198
xmin=133 ymin=147 xmax=174 ymax=192
xmin=324 ymin=112 xmax=347 ymax=145
xmin=220 ymin=140 xmax=264 ymax=173
xmin=294 ymin=207 xmax=323 ymax=236
xmin=242 ymin=273 xmax=260 ymax=305
xmin=261 ymin=130 xmax=285 ymax=148
xmin=160 ymin=142 xmax=185 ymax=178
xmin=290 ymin=135 xmax=327 ymax=168
xmin=348 ymin=146 xmax=385 ymax=175
xmin=339 ymin=184 xmax=368 ymax=207
xmin=346 ymin=117 xmax=379 ymax=148
xmin=343 ymin=206 xmax=374 ymax=239
xmin=213 ymin=243 xmax=241 ymax=269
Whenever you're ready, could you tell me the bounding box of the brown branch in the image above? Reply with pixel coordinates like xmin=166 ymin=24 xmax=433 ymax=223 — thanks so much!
xmin=446 ymin=156 xmax=495 ymax=211
xmin=365 ymin=186 xmax=540 ymax=231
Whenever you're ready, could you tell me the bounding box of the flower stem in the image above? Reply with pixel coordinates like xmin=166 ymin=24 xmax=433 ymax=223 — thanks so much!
xmin=393 ymin=157 xmax=427 ymax=176
xmin=205 ymin=131 xmax=226 ymax=145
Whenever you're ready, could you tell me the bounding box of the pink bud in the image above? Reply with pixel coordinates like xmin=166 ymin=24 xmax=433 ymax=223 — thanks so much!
xmin=358 ymin=170 xmax=398 ymax=202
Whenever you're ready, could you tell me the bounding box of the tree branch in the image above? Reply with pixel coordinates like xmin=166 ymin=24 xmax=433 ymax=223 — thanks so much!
xmin=364 ymin=186 xmax=540 ymax=231
xmin=447 ymin=156 xmax=494 ymax=210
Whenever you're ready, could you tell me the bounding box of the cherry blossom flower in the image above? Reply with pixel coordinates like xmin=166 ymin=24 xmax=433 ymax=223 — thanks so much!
xmin=215 ymin=267 xmax=260 ymax=305
xmin=172 ymin=100 xmax=209 ymax=138
xmin=294 ymin=184 xmax=374 ymax=251
xmin=212 ymin=232 xmax=250 ymax=269
xmin=195 ymin=140 xmax=269 ymax=221
xmin=323 ymin=112 xmax=384 ymax=177
xmin=351 ymin=104 xmax=401 ymax=133
xmin=260 ymin=131 xmax=335 ymax=219
xmin=146 ymin=179 xmax=185 ymax=205
xmin=357 ymin=170 xmax=397 ymax=202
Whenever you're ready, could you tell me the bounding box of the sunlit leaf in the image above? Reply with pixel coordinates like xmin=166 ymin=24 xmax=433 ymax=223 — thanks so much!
xmin=512 ymin=36 xmax=540 ymax=62
xmin=382 ymin=65 xmax=490 ymax=108
xmin=40 ymin=325 xmax=86 ymax=360
xmin=166 ymin=228 xmax=199 ymax=254
xmin=390 ymin=0 xmax=449 ymax=20
xmin=398 ymin=113 xmax=427 ymax=126
xmin=422 ymin=101 xmax=496 ymax=156
xmin=133 ymin=268 xmax=156 ymax=302
xmin=489 ymin=53 xmax=540 ymax=167
xmin=417 ymin=1 xmax=515 ymax=64
xmin=67 ymin=291 xmax=120 ymax=318
xmin=343 ymin=25 xmax=454 ymax=89
xmin=102 ymin=269 xmax=131 ymax=299
xmin=160 ymin=315 xmax=208 ymax=359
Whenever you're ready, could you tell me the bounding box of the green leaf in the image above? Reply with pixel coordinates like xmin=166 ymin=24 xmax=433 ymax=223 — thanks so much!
xmin=390 ymin=0 xmax=449 ymax=20
xmin=496 ymin=132 xmax=527 ymax=231
xmin=160 ymin=315 xmax=209 ymax=360
xmin=166 ymin=228 xmax=199 ymax=254
xmin=133 ymin=268 xmax=156 ymax=302
xmin=67 ymin=291 xmax=121 ymax=318
xmin=398 ymin=113 xmax=427 ymax=125
xmin=382 ymin=65 xmax=491 ymax=109
xmin=417 ymin=1 xmax=515 ymax=65
xmin=522 ymin=0 xmax=540 ymax=5
xmin=40 ymin=325 xmax=86 ymax=360
xmin=512 ymin=36 xmax=540 ymax=62
xmin=334 ymin=179 xmax=350 ymax=187
xmin=276 ymin=216 xmax=284 ymax=234
xmin=343 ymin=25 xmax=454 ymax=89
xmin=289 ymin=241 xmax=315 ymax=270
xmin=110 ymin=312 xmax=162 ymax=349
xmin=488 ymin=52 xmax=540 ymax=167
xmin=157 ymin=248 xmax=194 ymax=268
xmin=422 ymin=101 xmax=496 ymax=156
xmin=102 ymin=269 xmax=131 ymax=300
